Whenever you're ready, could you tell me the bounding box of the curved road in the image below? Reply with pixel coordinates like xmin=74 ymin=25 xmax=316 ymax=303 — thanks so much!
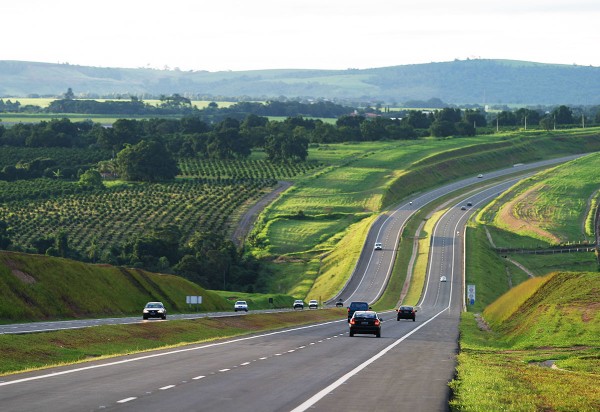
xmin=330 ymin=155 xmax=582 ymax=306
xmin=0 ymin=155 xmax=584 ymax=412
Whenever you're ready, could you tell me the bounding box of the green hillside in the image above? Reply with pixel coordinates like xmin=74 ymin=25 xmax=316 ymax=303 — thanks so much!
xmin=0 ymin=251 xmax=231 ymax=322
xmin=1 ymin=59 xmax=599 ymax=105
xmin=451 ymin=272 xmax=600 ymax=411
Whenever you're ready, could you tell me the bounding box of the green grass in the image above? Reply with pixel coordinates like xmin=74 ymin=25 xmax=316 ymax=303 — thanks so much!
xmin=450 ymin=272 xmax=600 ymax=412
xmin=0 ymin=308 xmax=345 ymax=375
xmin=505 ymin=251 xmax=598 ymax=277
xmin=211 ymin=290 xmax=296 ymax=309
xmin=0 ymin=251 xmax=231 ymax=323
xmin=480 ymin=152 xmax=600 ymax=246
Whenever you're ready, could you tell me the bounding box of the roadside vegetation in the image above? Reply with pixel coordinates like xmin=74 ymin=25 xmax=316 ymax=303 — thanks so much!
xmin=0 ymin=251 xmax=232 ymax=323
xmin=0 ymin=309 xmax=344 ymax=375
xmin=452 ymin=153 xmax=600 ymax=410
xmin=450 ymin=272 xmax=599 ymax=411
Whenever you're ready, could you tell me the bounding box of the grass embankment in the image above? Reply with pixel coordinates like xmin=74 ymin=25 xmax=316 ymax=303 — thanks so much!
xmin=212 ymin=290 xmax=296 ymax=309
xmin=0 ymin=308 xmax=345 ymax=375
xmin=254 ymin=129 xmax=600 ymax=302
xmin=478 ymin=152 xmax=600 ymax=247
xmin=0 ymin=251 xmax=234 ymax=323
xmin=450 ymin=272 xmax=600 ymax=411
xmin=252 ymin=137 xmax=512 ymax=299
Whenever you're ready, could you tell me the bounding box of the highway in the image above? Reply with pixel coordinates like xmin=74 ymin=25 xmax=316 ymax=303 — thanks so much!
xmin=0 ymin=155 xmax=584 ymax=411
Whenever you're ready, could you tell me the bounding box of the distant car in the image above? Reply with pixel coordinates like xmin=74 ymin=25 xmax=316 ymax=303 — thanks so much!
xmin=477 ymin=174 xmax=484 ymax=178
xmin=466 ymin=202 xmax=473 ymax=207
xmin=335 ymin=299 xmax=344 ymax=307
xmin=143 ymin=301 xmax=167 ymax=320
xmin=308 ymin=299 xmax=318 ymax=309
xmin=347 ymin=301 xmax=370 ymax=322
xmin=234 ymin=300 xmax=248 ymax=312
xmin=349 ymin=311 xmax=381 ymax=338
xmin=440 ymin=276 xmax=447 ymax=282
xmin=461 ymin=206 xmax=467 ymax=210
xmin=293 ymin=299 xmax=304 ymax=310
xmin=374 ymin=242 xmax=382 ymax=250
xmin=396 ymin=306 xmax=416 ymax=322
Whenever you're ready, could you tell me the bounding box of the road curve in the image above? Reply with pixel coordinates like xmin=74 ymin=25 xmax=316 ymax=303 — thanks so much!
xmin=0 ymin=155 xmax=585 ymax=412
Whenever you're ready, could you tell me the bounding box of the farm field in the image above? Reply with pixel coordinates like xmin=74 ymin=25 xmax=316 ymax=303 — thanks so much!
xmin=1 ymin=98 xmax=239 ymax=109
xmin=0 ymin=157 xmax=320 ymax=265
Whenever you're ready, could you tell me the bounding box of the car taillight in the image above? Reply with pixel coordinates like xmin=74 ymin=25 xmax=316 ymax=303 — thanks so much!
xmin=349 ymin=318 xmax=355 ymax=325
xmin=347 ymin=308 xmax=350 ymax=313
xmin=374 ymin=319 xmax=380 ymax=326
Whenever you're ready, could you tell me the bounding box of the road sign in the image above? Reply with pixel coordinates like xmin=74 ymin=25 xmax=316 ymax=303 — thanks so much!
xmin=186 ymin=296 xmax=202 ymax=304
xmin=467 ymin=284 xmax=476 ymax=304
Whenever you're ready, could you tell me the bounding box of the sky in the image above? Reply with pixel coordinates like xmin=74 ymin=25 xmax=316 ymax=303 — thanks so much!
xmin=3 ymin=0 xmax=599 ymax=72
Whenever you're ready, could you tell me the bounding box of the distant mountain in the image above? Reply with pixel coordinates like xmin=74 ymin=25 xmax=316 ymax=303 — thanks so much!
xmin=1 ymin=59 xmax=599 ymax=105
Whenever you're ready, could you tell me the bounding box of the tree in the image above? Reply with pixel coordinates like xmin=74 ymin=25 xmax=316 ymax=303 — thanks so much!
xmin=403 ymin=110 xmax=432 ymax=129
xmin=265 ymin=132 xmax=308 ymax=162
xmin=464 ymin=109 xmax=487 ymax=127
xmin=552 ymin=105 xmax=574 ymax=125
xmin=429 ymin=120 xmax=456 ymax=137
xmin=539 ymin=116 xmax=553 ymax=131
xmin=0 ymin=220 xmax=11 ymax=250
xmin=115 ymin=140 xmax=178 ymax=181
xmin=63 ymin=88 xmax=75 ymax=100
xmin=78 ymin=169 xmax=104 ymax=190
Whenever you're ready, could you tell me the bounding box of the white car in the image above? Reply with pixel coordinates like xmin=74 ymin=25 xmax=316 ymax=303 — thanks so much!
xmin=308 ymin=299 xmax=318 ymax=309
xmin=477 ymin=174 xmax=484 ymax=178
xmin=374 ymin=242 xmax=382 ymax=250
xmin=293 ymin=299 xmax=304 ymax=310
xmin=143 ymin=302 xmax=167 ymax=320
xmin=440 ymin=276 xmax=447 ymax=282
xmin=234 ymin=300 xmax=248 ymax=312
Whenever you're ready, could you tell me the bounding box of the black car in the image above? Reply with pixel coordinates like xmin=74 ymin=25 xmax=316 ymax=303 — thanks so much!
xmin=347 ymin=301 xmax=370 ymax=322
xmin=396 ymin=306 xmax=416 ymax=322
xmin=349 ymin=311 xmax=381 ymax=338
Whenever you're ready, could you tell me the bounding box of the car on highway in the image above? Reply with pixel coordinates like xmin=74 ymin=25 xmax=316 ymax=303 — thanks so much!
xmin=466 ymin=202 xmax=473 ymax=207
xmin=440 ymin=276 xmax=447 ymax=282
xmin=347 ymin=301 xmax=370 ymax=322
xmin=308 ymin=299 xmax=318 ymax=309
xmin=396 ymin=305 xmax=416 ymax=321
xmin=293 ymin=299 xmax=304 ymax=310
xmin=142 ymin=301 xmax=167 ymax=320
xmin=374 ymin=242 xmax=382 ymax=250
xmin=234 ymin=300 xmax=248 ymax=312
xmin=477 ymin=174 xmax=484 ymax=178
xmin=335 ymin=299 xmax=344 ymax=307
xmin=349 ymin=310 xmax=381 ymax=337
xmin=461 ymin=205 xmax=467 ymax=210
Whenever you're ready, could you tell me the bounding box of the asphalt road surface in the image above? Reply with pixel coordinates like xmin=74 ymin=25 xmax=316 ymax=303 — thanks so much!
xmin=0 ymin=155 xmax=584 ymax=411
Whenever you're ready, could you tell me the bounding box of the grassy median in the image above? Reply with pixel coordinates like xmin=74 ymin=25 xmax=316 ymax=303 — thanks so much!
xmin=0 ymin=308 xmax=345 ymax=376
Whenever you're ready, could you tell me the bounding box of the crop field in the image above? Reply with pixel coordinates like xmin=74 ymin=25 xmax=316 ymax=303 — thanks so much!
xmin=1 ymin=97 xmax=238 ymax=109
xmin=0 ymin=146 xmax=111 ymax=171
xmin=0 ymin=156 xmax=321 ymax=263
xmin=479 ymin=152 xmax=600 ymax=247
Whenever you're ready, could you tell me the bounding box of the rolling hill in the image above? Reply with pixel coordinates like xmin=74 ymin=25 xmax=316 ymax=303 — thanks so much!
xmin=1 ymin=59 xmax=599 ymax=105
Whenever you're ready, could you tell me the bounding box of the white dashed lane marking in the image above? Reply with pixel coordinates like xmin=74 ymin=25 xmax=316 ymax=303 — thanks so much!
xmin=103 ymin=333 xmax=344 ymax=410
